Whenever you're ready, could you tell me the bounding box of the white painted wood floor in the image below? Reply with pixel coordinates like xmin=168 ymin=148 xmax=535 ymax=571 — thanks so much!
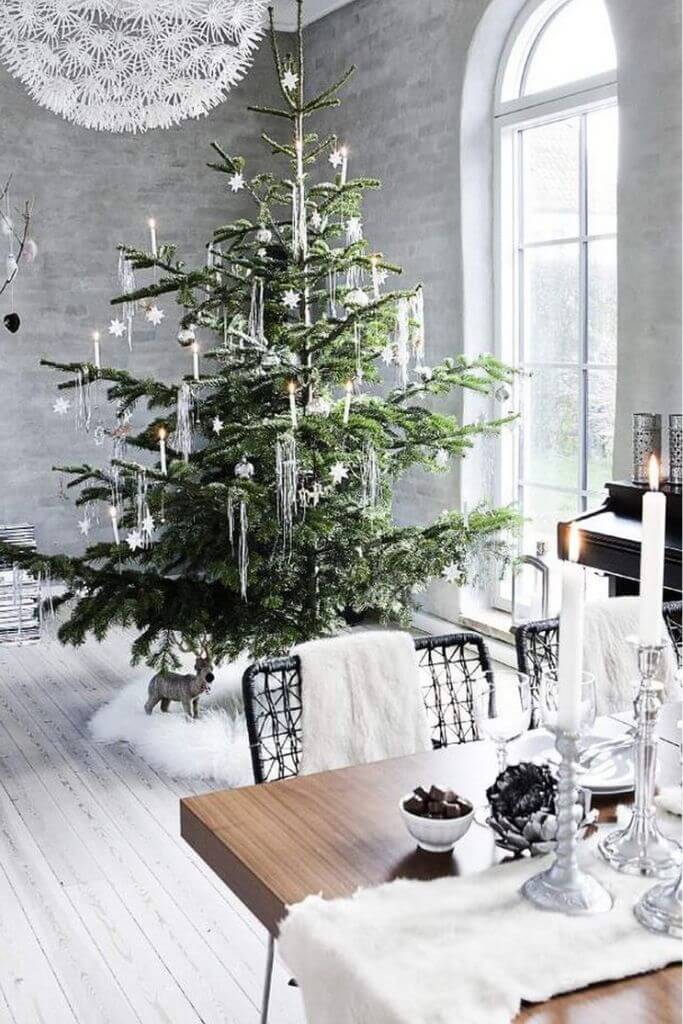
xmin=0 ymin=629 xmax=306 ymax=1024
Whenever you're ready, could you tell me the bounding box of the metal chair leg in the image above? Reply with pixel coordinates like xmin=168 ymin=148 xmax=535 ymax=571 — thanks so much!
xmin=260 ymin=933 xmax=275 ymax=1024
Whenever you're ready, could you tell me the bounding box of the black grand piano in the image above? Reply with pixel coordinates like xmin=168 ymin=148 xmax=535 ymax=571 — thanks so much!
xmin=557 ymin=480 xmax=682 ymax=599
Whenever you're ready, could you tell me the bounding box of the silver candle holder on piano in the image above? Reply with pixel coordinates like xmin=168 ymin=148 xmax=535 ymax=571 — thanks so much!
xmin=598 ymin=642 xmax=681 ymax=877
xmin=521 ymin=726 xmax=613 ymax=915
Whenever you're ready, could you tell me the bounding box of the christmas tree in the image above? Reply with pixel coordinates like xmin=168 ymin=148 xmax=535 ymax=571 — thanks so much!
xmin=4 ymin=1 xmax=519 ymax=669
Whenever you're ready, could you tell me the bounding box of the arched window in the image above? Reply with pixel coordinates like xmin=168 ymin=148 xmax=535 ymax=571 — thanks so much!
xmin=494 ymin=0 xmax=618 ymax=611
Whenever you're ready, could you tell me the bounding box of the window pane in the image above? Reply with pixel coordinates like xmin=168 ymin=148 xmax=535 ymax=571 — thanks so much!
xmin=522 ymin=119 xmax=580 ymax=242
xmin=587 ymin=369 xmax=616 ymax=491
xmin=523 ymin=0 xmax=617 ymax=97
xmin=521 ymin=485 xmax=580 ymax=556
xmin=523 ymin=367 xmax=580 ymax=487
xmin=587 ymin=238 xmax=617 ymax=364
xmin=587 ymin=106 xmax=618 ymax=235
xmin=524 ymin=243 xmax=580 ymax=362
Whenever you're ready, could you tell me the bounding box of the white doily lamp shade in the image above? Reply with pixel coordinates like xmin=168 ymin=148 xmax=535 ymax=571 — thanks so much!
xmin=0 ymin=1 xmax=269 ymax=133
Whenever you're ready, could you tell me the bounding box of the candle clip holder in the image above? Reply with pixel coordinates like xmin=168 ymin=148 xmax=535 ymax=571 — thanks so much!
xmin=598 ymin=642 xmax=681 ymax=877
xmin=521 ymin=728 xmax=613 ymax=914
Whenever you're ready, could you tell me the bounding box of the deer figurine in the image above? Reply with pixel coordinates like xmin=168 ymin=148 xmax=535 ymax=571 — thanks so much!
xmin=144 ymin=656 xmax=215 ymax=719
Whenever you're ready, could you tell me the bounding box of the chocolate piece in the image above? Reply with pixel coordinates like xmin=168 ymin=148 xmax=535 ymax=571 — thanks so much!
xmin=428 ymin=785 xmax=446 ymax=803
xmin=427 ymin=801 xmax=444 ymax=817
xmin=443 ymin=789 xmax=457 ymax=804
xmin=413 ymin=786 xmax=430 ymax=802
xmin=404 ymin=796 xmax=426 ymax=815
xmin=444 ymin=803 xmax=465 ymax=819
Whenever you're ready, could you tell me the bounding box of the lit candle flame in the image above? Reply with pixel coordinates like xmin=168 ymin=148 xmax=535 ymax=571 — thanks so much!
xmin=158 ymin=427 xmax=166 ymax=440
xmin=648 ymin=453 xmax=660 ymax=492
xmin=345 ymin=380 xmax=353 ymax=394
xmin=568 ymin=521 xmax=581 ymax=563
xmin=147 ymin=217 xmax=156 ymax=229
xmin=92 ymin=330 xmax=100 ymax=341
xmin=108 ymin=505 xmax=117 ymax=520
xmin=191 ymin=341 xmax=199 ymax=354
xmin=288 ymin=381 xmax=296 ymax=395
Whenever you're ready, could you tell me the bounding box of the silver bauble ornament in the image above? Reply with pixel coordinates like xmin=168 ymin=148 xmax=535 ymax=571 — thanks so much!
xmin=177 ymin=326 xmax=196 ymax=348
xmin=234 ymin=455 xmax=255 ymax=480
xmin=345 ymin=288 xmax=369 ymax=309
xmin=494 ymin=383 xmax=511 ymax=403
xmin=23 ymin=239 xmax=38 ymax=263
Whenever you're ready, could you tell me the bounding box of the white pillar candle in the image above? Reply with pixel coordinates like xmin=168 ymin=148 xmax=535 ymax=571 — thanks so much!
xmin=158 ymin=428 xmax=168 ymax=476
xmin=191 ymin=341 xmax=200 ymax=381
xmin=288 ymin=381 xmax=298 ymax=429
xmin=92 ymin=331 xmax=101 ymax=369
xmin=148 ymin=217 xmax=157 ymax=257
xmin=558 ymin=522 xmax=584 ymax=732
xmin=109 ymin=505 xmax=120 ymax=546
xmin=371 ymin=256 xmax=380 ymax=300
xmin=639 ymin=455 xmax=666 ymax=646
xmin=343 ymin=381 xmax=353 ymax=425
xmin=340 ymin=146 xmax=348 ymax=186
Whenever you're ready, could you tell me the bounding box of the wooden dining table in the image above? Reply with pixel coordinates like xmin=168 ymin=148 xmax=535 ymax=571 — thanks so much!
xmin=180 ymin=716 xmax=682 ymax=1023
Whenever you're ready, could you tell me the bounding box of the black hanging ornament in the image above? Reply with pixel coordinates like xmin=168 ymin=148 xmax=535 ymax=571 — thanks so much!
xmin=4 ymin=312 xmax=20 ymax=333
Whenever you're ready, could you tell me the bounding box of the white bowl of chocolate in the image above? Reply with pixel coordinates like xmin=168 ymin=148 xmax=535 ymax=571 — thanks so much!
xmin=400 ymin=785 xmax=474 ymax=853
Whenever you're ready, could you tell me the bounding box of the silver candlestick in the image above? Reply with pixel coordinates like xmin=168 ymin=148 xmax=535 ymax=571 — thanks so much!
xmin=521 ymin=729 xmax=613 ymax=914
xmin=599 ymin=643 xmax=681 ymax=876
xmin=635 ymin=865 xmax=683 ymax=937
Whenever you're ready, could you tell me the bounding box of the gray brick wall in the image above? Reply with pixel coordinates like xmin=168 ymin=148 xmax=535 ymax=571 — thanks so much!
xmin=0 ymin=44 xmax=283 ymax=554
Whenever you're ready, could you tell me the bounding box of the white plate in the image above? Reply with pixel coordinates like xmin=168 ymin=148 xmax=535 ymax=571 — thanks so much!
xmin=536 ymin=733 xmax=635 ymax=793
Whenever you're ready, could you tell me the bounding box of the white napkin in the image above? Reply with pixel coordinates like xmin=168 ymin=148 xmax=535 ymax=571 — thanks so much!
xmin=655 ymin=786 xmax=683 ymax=816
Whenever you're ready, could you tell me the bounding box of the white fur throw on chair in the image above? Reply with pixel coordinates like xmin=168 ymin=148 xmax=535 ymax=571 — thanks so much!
xmin=582 ymin=597 xmax=677 ymax=715
xmin=296 ymin=631 xmax=432 ymax=775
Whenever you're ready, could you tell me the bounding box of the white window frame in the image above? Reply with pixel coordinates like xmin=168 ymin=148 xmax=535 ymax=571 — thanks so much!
xmin=492 ymin=0 xmax=618 ymax=612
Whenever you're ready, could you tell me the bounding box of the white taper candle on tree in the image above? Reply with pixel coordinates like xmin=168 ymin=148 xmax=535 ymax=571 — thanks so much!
xmin=288 ymin=381 xmax=298 ymax=429
xmin=639 ymin=455 xmax=666 ymax=646
xmin=109 ymin=504 xmax=120 ymax=546
xmin=340 ymin=146 xmax=348 ymax=185
xmin=92 ymin=331 xmax=101 ymax=369
xmin=158 ymin=428 xmax=167 ymax=476
xmin=191 ymin=341 xmax=200 ymax=380
xmin=371 ymin=256 xmax=380 ymax=300
xmin=148 ymin=217 xmax=157 ymax=257
xmin=558 ymin=522 xmax=584 ymax=732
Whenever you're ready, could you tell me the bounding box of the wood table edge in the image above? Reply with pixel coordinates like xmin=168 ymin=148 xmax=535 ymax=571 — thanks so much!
xmin=180 ymin=796 xmax=285 ymax=935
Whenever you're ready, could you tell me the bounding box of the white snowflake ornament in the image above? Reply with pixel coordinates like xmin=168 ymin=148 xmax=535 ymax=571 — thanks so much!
xmin=145 ymin=305 xmax=165 ymax=326
xmin=282 ymin=69 xmax=299 ymax=92
xmin=126 ymin=529 xmax=144 ymax=552
xmin=77 ymin=516 xmax=90 ymax=537
xmin=142 ymin=513 xmax=155 ymax=537
xmin=381 ymin=344 xmax=395 ymax=365
xmin=212 ymin=416 xmax=224 ymax=435
xmin=330 ymin=462 xmax=349 ymax=486
xmin=53 ymin=397 xmax=71 ymax=415
xmin=329 ymin=149 xmax=344 ymax=169
xmin=108 ymin=318 xmax=125 ymax=338
xmin=229 ymin=172 xmax=246 ymax=193
xmin=282 ymin=289 xmax=301 ymax=310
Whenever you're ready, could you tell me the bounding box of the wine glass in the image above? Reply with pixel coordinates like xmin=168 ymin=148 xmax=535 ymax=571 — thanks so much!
xmin=537 ymin=670 xmax=597 ymax=739
xmin=474 ymin=670 xmax=532 ymax=774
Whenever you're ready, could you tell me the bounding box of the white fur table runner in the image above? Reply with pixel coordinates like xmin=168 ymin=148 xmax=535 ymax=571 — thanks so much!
xmin=279 ymin=841 xmax=681 ymax=1024
xmin=297 ymin=631 xmax=431 ymax=775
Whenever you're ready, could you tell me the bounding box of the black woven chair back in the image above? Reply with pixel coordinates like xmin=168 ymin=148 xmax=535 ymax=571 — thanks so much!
xmin=242 ymin=632 xmax=492 ymax=785
xmin=515 ymin=599 xmax=683 ymax=726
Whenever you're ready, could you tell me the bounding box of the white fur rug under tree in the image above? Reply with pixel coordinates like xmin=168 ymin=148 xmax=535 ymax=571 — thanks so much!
xmin=89 ymin=656 xmax=254 ymax=787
